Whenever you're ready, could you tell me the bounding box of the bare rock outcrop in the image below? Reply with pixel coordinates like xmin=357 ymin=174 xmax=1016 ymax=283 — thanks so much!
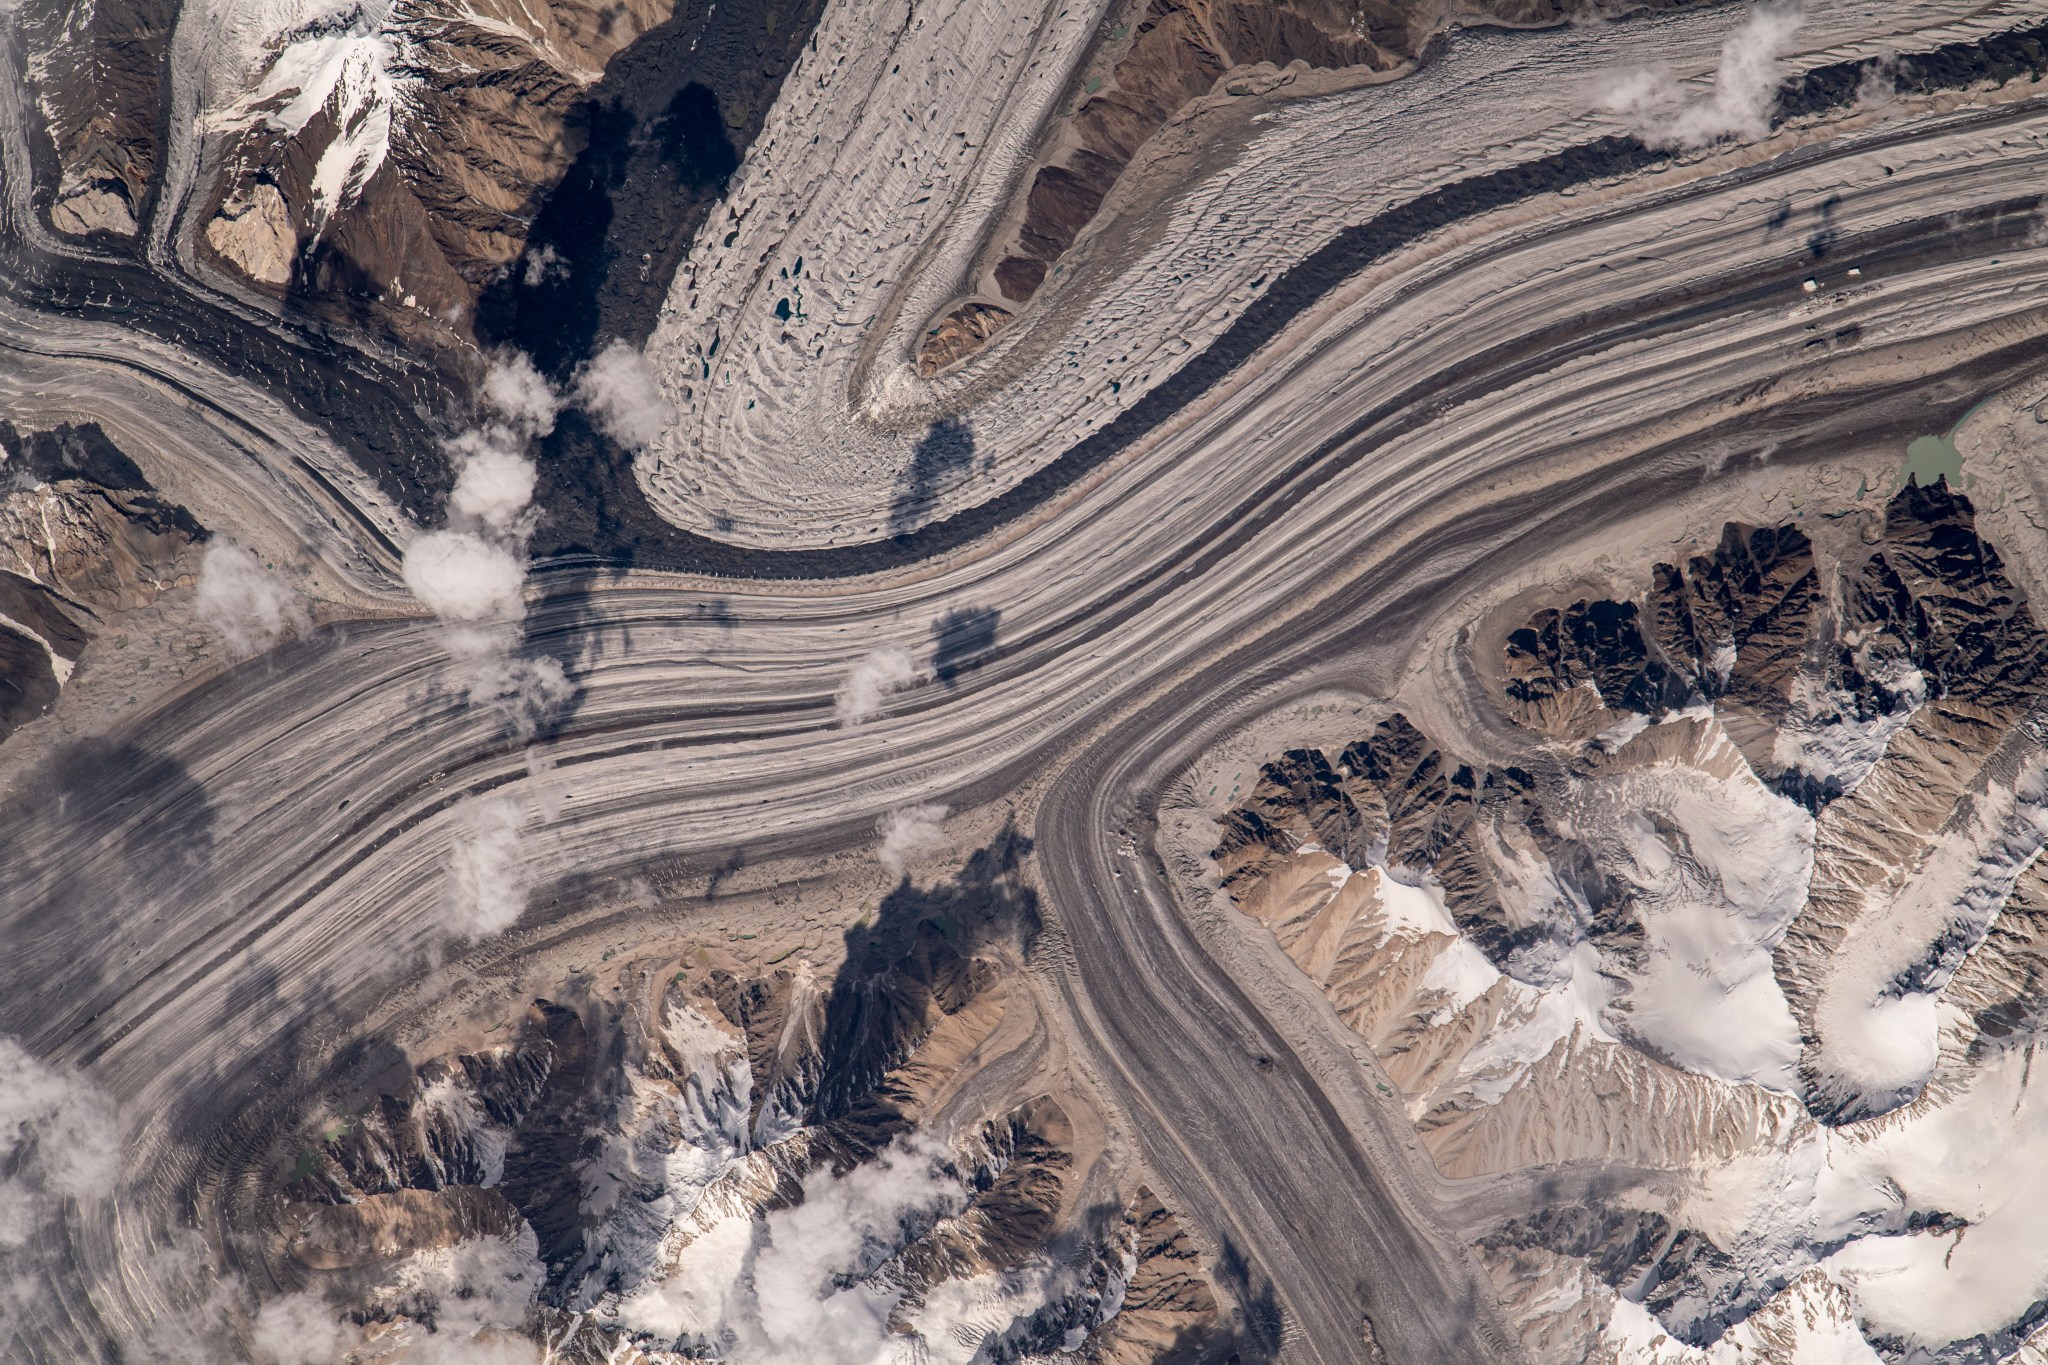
xmin=197 ymin=0 xmax=676 ymax=324
xmin=253 ymin=830 xmax=1247 ymax=1359
xmin=0 ymin=420 xmax=202 ymax=744
xmin=1079 ymin=1186 xmax=1231 ymax=1364
xmin=289 ymin=1186 xmax=524 ymax=1270
xmin=18 ymin=0 xmax=176 ymax=237
xmin=1207 ymin=479 xmax=2048 ymax=1353
xmin=917 ymin=300 xmax=1016 ymax=376
xmin=919 ymin=0 xmax=1706 ymax=370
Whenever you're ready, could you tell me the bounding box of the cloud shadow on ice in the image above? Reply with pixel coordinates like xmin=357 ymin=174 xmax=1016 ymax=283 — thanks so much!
xmin=889 ymin=417 xmax=976 ymax=538
xmin=0 ymin=739 xmax=215 ymax=1051
xmin=931 ymin=605 xmax=999 ymax=688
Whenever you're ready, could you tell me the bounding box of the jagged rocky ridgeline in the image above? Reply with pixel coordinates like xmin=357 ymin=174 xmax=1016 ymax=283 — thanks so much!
xmin=0 ymin=421 xmax=203 ymax=744
xmin=239 ymin=834 xmax=1241 ymax=1362
xmin=1207 ymin=479 xmax=2048 ymax=1359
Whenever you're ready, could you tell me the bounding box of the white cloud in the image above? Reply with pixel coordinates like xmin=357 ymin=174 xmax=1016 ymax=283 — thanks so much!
xmin=108 ymin=1237 xmax=245 ymax=1365
xmin=251 ymin=1291 xmax=354 ymax=1365
xmin=466 ymin=656 xmax=575 ymax=744
xmin=913 ymin=1259 xmax=1067 ymax=1365
xmin=836 ymin=647 xmax=920 ymax=726
xmin=195 ymin=542 xmax=306 ymax=657
xmin=479 ymin=353 xmax=559 ymax=439
xmin=521 ymin=244 xmax=567 ymax=289
xmin=400 ymin=352 xmax=574 ymax=739
xmin=396 ymin=1234 xmax=544 ymax=1362
xmin=1854 ymin=54 xmax=1898 ymax=110
xmin=629 ymin=1134 xmax=973 ymax=1363
xmin=0 ymin=1036 xmax=118 ymax=1248
xmin=249 ymin=1236 xmax=543 ymax=1365
xmin=740 ymin=1137 xmax=960 ymax=1361
xmin=877 ymin=804 xmax=949 ymax=878
xmin=1820 ymin=1045 xmax=2048 ymax=1346
xmin=575 ymin=341 xmax=674 ymax=450
xmin=445 ymin=438 xmax=539 ymax=533
xmin=444 ymin=795 xmax=529 ymax=940
xmin=402 ymin=530 xmax=527 ymax=627
xmin=626 ymin=1134 xmax=1066 ymax=1363
xmin=1598 ymin=4 xmax=1804 ymax=150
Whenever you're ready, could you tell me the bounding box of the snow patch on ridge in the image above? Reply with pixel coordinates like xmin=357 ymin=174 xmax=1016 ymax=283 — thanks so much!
xmin=215 ymin=0 xmax=417 ymax=224
xmin=1571 ymin=716 xmax=1812 ymax=1090
xmin=1308 ymin=853 xmax=1617 ymax=1108
xmin=1772 ymin=660 xmax=1926 ymax=800
xmin=1810 ymin=770 xmax=2048 ymax=1118
xmin=574 ymin=1000 xmax=761 ymax=1308
xmin=1669 ymin=1042 xmax=2048 ymax=1355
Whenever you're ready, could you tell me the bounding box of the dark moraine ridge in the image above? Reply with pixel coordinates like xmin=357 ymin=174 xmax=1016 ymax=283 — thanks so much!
xmin=519 ymin=20 xmax=2048 ymax=578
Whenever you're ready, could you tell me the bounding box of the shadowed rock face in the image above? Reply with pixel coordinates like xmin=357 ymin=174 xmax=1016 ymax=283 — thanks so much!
xmin=1506 ymin=599 xmax=1693 ymax=722
xmin=185 ymin=0 xmax=830 ymax=364
xmin=1480 ymin=1206 xmax=1672 ymax=1296
xmin=1527 ymin=483 xmax=2044 ymax=801
xmin=198 ymin=0 xmax=678 ymax=329
xmin=1079 ymin=1186 xmax=1233 ymax=1365
xmin=1213 ymin=719 xmax=1567 ymax=967
xmin=0 ymin=421 xmax=202 ymax=745
xmin=1503 ymin=521 xmax=1820 ymax=739
xmin=1209 ymin=481 xmax=2048 ymax=1355
xmin=1838 ymin=478 xmax=2044 ymax=715
xmin=253 ymin=833 xmax=1239 ymax=1360
xmin=1225 ymin=481 xmax=2048 ymax=976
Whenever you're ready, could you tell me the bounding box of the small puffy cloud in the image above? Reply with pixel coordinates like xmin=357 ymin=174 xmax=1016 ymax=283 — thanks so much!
xmin=466 ymin=655 xmax=574 ymax=742
xmin=195 ymin=542 xmax=305 ymax=657
xmin=1855 ymin=53 xmax=1898 ymax=109
xmin=1598 ymin=3 xmax=1803 ymax=150
xmin=521 ymin=243 xmax=567 ymax=289
xmin=402 ymin=530 xmax=527 ymax=627
xmin=480 ymin=354 xmax=559 ymax=439
xmin=575 ymin=341 xmax=673 ymax=450
xmin=251 ymin=1291 xmax=354 ymax=1365
xmin=445 ymin=795 xmax=529 ymax=940
xmin=0 ymin=1036 xmax=118 ymax=1248
xmin=409 ymin=349 xmax=573 ymax=740
xmin=836 ymin=647 xmax=920 ymax=725
xmin=446 ymin=440 xmax=538 ymax=532
xmin=877 ymin=803 xmax=949 ymax=878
